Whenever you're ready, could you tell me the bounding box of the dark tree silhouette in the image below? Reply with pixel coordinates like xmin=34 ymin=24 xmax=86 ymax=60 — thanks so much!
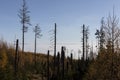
xmin=47 ymin=50 xmax=50 ymax=80
xmin=100 ymin=18 xmax=105 ymax=50
xmin=14 ymin=39 xmax=19 ymax=80
xmin=85 ymin=26 xmax=89 ymax=60
xmin=57 ymin=52 xmax=60 ymax=79
xmin=61 ymin=46 xmax=65 ymax=80
xmin=95 ymin=17 xmax=105 ymax=52
xmin=82 ymin=24 xmax=85 ymax=60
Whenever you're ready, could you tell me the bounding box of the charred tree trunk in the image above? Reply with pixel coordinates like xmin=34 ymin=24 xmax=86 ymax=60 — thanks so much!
xmin=70 ymin=53 xmax=73 ymax=68
xmin=14 ymin=39 xmax=19 ymax=80
xmin=66 ymin=61 xmax=69 ymax=73
xmin=61 ymin=46 xmax=65 ymax=80
xmin=57 ymin=52 xmax=60 ymax=80
xmin=47 ymin=50 xmax=50 ymax=80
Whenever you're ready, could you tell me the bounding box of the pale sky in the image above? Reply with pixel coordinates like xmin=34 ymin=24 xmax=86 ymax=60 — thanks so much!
xmin=0 ymin=0 xmax=120 ymax=58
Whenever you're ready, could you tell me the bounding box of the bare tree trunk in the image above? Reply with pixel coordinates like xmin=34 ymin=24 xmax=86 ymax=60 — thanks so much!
xmin=54 ymin=23 xmax=57 ymax=70
xmin=15 ymin=39 xmax=19 ymax=80
xmin=61 ymin=46 xmax=65 ymax=80
xmin=85 ymin=26 xmax=89 ymax=60
xmin=22 ymin=24 xmax=24 ymax=54
xmin=70 ymin=53 xmax=73 ymax=68
xmin=47 ymin=50 xmax=49 ymax=80
xmin=34 ymin=31 xmax=37 ymax=67
xmin=83 ymin=24 xmax=85 ymax=60
xmin=57 ymin=52 xmax=60 ymax=80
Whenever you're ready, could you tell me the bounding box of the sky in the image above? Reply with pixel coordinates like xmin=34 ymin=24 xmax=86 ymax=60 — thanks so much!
xmin=1 ymin=0 xmax=120 ymax=58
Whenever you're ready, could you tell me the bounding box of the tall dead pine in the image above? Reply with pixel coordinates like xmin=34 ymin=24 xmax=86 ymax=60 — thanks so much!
xmin=18 ymin=0 xmax=31 ymax=53
xmin=82 ymin=24 xmax=85 ymax=60
xmin=54 ymin=23 xmax=57 ymax=70
xmin=33 ymin=24 xmax=42 ymax=68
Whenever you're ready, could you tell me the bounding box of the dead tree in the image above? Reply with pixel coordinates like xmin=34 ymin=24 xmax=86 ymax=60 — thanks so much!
xmin=95 ymin=18 xmax=105 ymax=52
xmin=54 ymin=23 xmax=57 ymax=69
xmin=33 ymin=24 xmax=42 ymax=67
xmin=85 ymin=26 xmax=89 ymax=60
xmin=49 ymin=23 xmax=57 ymax=72
xmin=61 ymin=46 xmax=65 ymax=80
xmin=47 ymin=50 xmax=50 ymax=80
xmin=14 ymin=39 xmax=19 ymax=80
xmin=70 ymin=53 xmax=73 ymax=68
xmin=103 ymin=12 xmax=120 ymax=53
xmin=82 ymin=24 xmax=85 ymax=60
xmin=57 ymin=52 xmax=60 ymax=80
xmin=18 ymin=0 xmax=31 ymax=53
